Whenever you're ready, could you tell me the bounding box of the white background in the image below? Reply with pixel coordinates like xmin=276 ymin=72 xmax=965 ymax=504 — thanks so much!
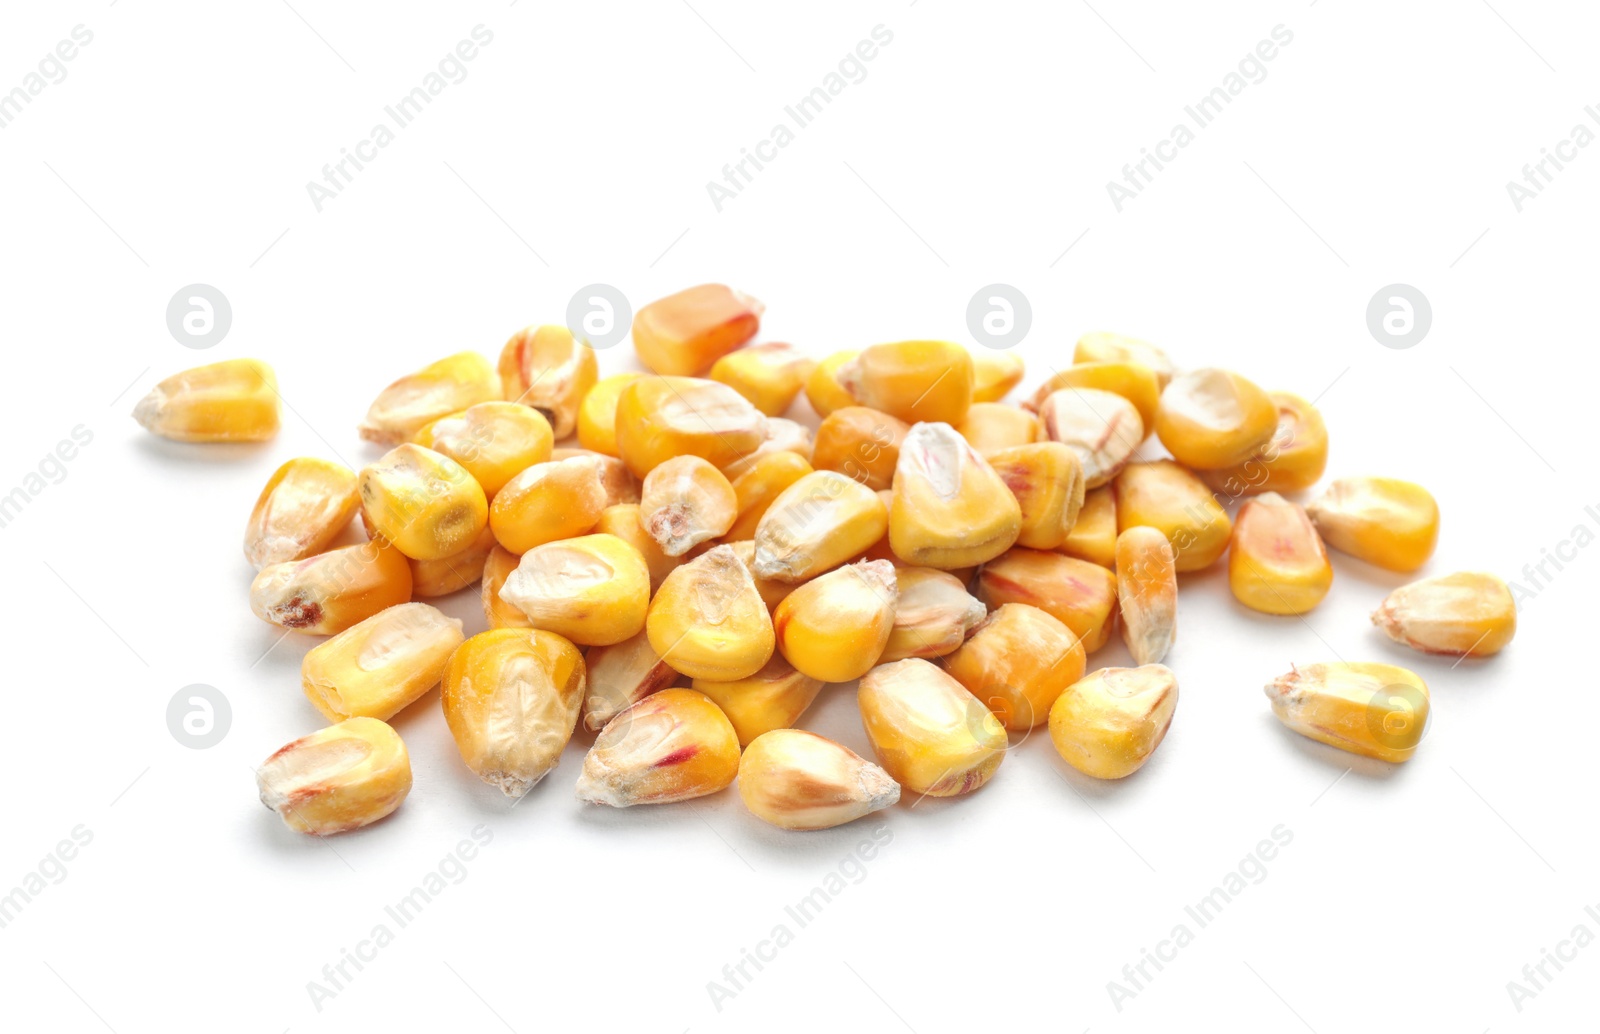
xmin=0 ymin=1 xmax=1594 ymax=1031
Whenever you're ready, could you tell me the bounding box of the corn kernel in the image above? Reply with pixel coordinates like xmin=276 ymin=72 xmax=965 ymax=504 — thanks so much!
xmin=359 ymin=444 xmax=489 ymax=561
xmin=1037 ymin=388 xmax=1144 ymax=488
xmin=812 ymin=406 xmax=908 ymax=491
xmin=593 ymin=503 xmax=684 ymax=592
xmin=738 ymin=729 xmax=900 ymax=830
xmin=442 ymin=628 xmax=585 ymax=797
xmin=1048 ymin=664 xmax=1177 ymax=778
xmin=752 ymin=471 xmax=889 ymax=583
xmin=693 ymin=656 xmax=825 ymax=746
xmin=804 ymin=349 xmax=860 ymax=417
xmin=251 ymin=541 xmax=413 ymax=635
xmin=302 ymin=602 xmax=465 ymax=721
xmin=615 ymin=376 xmax=767 ymax=478
xmin=1059 ymin=485 xmax=1117 ymax=568
xmin=244 ymin=458 xmax=360 ymax=569
xmin=839 ymin=340 xmax=975 ymax=425
xmin=889 ymin=422 xmax=1021 ymax=569
xmin=576 ymin=689 xmax=741 ymax=806
xmin=774 ymin=560 xmax=898 ymax=682
xmin=710 ymin=341 xmax=815 ymax=416
xmin=1228 ymin=492 xmax=1332 ymax=615
xmin=1025 ymin=361 xmax=1161 ymax=432
xmin=944 ymin=603 xmax=1085 ymax=731
xmin=583 ymin=629 xmax=680 ymax=732
xmin=971 ymin=351 xmax=1025 ymax=403
xmin=727 ymin=540 xmax=799 ymax=611
xmin=977 ymin=548 xmax=1117 ymax=653
xmin=1115 ymin=527 xmax=1176 ymax=665
xmin=497 ymin=324 xmax=597 ymax=438
xmin=858 ymin=658 xmax=1006 ymax=797
xmin=500 ymin=533 xmax=650 ymax=646
xmin=718 ymin=417 xmax=814 ymax=481
xmin=726 ymin=451 xmax=814 ymax=542
xmin=988 ymin=442 xmax=1086 ymax=551
xmin=1198 ymin=391 xmax=1328 ymax=497
xmin=133 ymin=359 xmax=280 ymax=442
xmin=633 ymin=283 xmax=763 ymax=376
xmin=1372 ymin=572 xmax=1516 ymax=657
xmin=1073 ymin=332 xmax=1176 ymax=388
xmin=408 ymin=523 xmax=497 ymax=598
xmin=358 ymin=352 xmax=499 ymax=444
xmin=482 ymin=544 xmax=533 ymax=630
xmin=413 ymin=401 xmax=554 ymax=499
xmin=1154 ymin=368 xmax=1276 ymax=471
xmin=1265 ymin=662 xmax=1429 ymax=763
xmin=488 ymin=454 xmax=608 ymax=554
xmin=1113 ymin=460 xmax=1232 ymax=572
xmin=647 ymin=544 xmax=775 ymax=680
xmin=881 ymin=567 xmax=986 ymax=662
xmin=639 ymin=455 xmax=737 ymax=556
xmin=256 ymin=717 xmax=411 ymax=835
xmin=577 ymin=372 xmax=641 ymax=457
xmin=1306 ymin=476 xmax=1439 ymax=573
xmin=957 ymin=402 xmax=1040 ymax=455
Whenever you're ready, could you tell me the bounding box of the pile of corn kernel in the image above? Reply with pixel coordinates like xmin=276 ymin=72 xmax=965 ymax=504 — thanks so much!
xmin=134 ymin=284 xmax=1518 ymax=834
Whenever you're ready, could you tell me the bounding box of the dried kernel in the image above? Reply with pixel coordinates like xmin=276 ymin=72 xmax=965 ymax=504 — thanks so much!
xmin=1154 ymin=368 xmax=1276 ymax=471
xmin=244 ymin=458 xmax=360 ymax=570
xmin=1265 ymin=662 xmax=1429 ymax=763
xmin=1073 ymin=332 xmax=1176 ymax=388
xmin=774 ymin=560 xmax=899 ymax=683
xmin=1306 ymin=477 xmax=1439 ymax=573
xmin=133 ymin=359 xmax=280 ymax=443
xmin=1228 ymin=492 xmax=1332 ymax=615
xmin=250 ymin=541 xmax=413 ymax=635
xmin=1372 ymin=572 xmax=1516 ymax=657
xmin=614 ymin=376 xmax=767 ymax=478
xmin=499 ymin=533 xmax=650 ymax=646
xmin=880 ymin=567 xmax=985 ymax=663
xmin=987 ymin=442 xmax=1086 ymax=551
xmin=488 ymin=455 xmax=608 ymax=554
xmin=256 ymin=717 xmax=412 ymax=835
xmin=301 ymin=602 xmax=465 ymax=721
xmin=408 ymin=523 xmax=497 ymax=598
xmin=583 ymin=630 xmax=680 ymax=732
xmin=804 ymin=349 xmax=860 ymax=417
xmin=639 ymin=455 xmax=737 ymax=557
xmin=857 ymin=658 xmax=1006 ymax=797
xmin=692 ymin=656 xmax=824 ymax=747
xmin=594 ymin=503 xmax=685 ymax=592
xmin=971 ymin=351 xmax=1025 ymax=403
xmin=646 ymin=544 xmax=776 ymax=681
xmin=576 ymin=689 xmax=741 ymax=806
xmin=719 ymin=417 xmax=814 ymax=481
xmin=1115 ymin=527 xmax=1177 ymax=665
xmin=1059 ymin=485 xmax=1117 ymax=569
xmin=482 ymin=544 xmax=533 ymax=630
xmin=812 ymin=406 xmax=908 ymax=492
xmin=358 ymin=444 xmax=489 ymax=562
xmin=753 ymin=471 xmax=889 ymax=583
xmin=727 ymin=540 xmax=800 ymax=611
xmin=710 ymin=341 xmax=815 ymax=416
xmin=839 ymin=340 xmax=975 ymax=425
xmin=413 ymin=401 xmax=554 ymax=499
xmin=889 ymin=422 xmax=1022 ymax=569
xmin=738 ymin=730 xmax=900 ymax=830
xmin=1113 ymin=460 xmax=1232 ymax=573
xmin=1048 ymin=665 xmax=1178 ymax=779
xmin=725 ymin=451 xmax=814 ymax=542
xmin=1037 ymin=388 xmax=1144 ymax=488
xmin=632 ymin=284 xmax=763 ymax=376
xmin=497 ymin=324 xmax=597 ymax=438
xmin=944 ymin=603 xmax=1085 ymax=731
xmin=1025 ymin=361 xmax=1162 ymax=431
xmin=577 ymin=373 xmax=642 ymax=457
xmin=957 ymin=402 xmax=1040 ymax=456
xmin=977 ymin=548 xmax=1118 ymax=653
xmin=358 ymin=352 xmax=499 ymax=445
xmin=1199 ymin=391 xmax=1329 ymax=497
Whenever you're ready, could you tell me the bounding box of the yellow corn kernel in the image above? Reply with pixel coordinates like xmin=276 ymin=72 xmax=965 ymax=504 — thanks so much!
xmin=957 ymin=402 xmax=1040 ymax=456
xmin=710 ymin=341 xmax=815 ymax=416
xmin=632 ymin=283 xmax=763 ymax=376
xmin=408 ymin=523 xmax=497 ymax=598
xmin=1024 ymin=361 xmax=1161 ymax=432
xmin=1265 ymin=662 xmax=1429 ymax=763
xmin=614 ymin=376 xmax=768 ymax=478
xmin=1228 ymin=492 xmax=1332 ymax=615
xmin=582 ymin=630 xmax=680 ymax=732
xmin=971 ymin=351 xmax=1025 ymax=403
xmin=487 ymin=455 xmax=607 ymax=554
xmin=497 ymin=324 xmax=597 ymax=438
xmin=1306 ymin=476 xmax=1439 ymax=573
xmin=576 ymin=689 xmax=741 ymax=806
xmin=1059 ymin=485 xmax=1117 ymax=568
xmin=499 ymin=533 xmax=650 ymax=646
xmin=726 ymin=451 xmax=814 ymax=542
xmin=774 ymin=560 xmax=898 ymax=682
xmin=1154 ymin=368 xmax=1276 ymax=471
xmin=812 ymin=406 xmax=908 ymax=491
xmin=243 ymin=458 xmax=360 ymax=569
xmin=549 ymin=450 xmax=640 ymax=506
xmin=413 ymin=402 xmax=554 ymax=499
xmin=693 ymin=656 xmax=825 ymax=747
xmin=1115 ymin=527 xmax=1176 ymax=664
xmin=639 ymin=455 xmax=737 ymax=557
xmin=1113 ymin=460 xmax=1232 ymax=572
xmin=359 ymin=444 xmax=489 ymax=562
xmin=839 ymin=340 xmax=975 ymax=425
xmin=889 ymin=422 xmax=1022 ymax=569
xmin=804 ymin=349 xmax=860 ymax=417
xmin=577 ymin=372 xmax=641 ymax=457
xmin=977 ymin=548 xmax=1118 ymax=653
xmin=738 ymin=729 xmax=900 ymax=830
xmin=256 ymin=717 xmax=411 ymax=835
xmin=647 ymin=544 xmax=775 ymax=680
xmin=482 ymin=544 xmax=532 ymax=630
xmin=593 ymin=504 xmax=683 ymax=592
xmin=133 ymin=359 xmax=279 ymax=442
xmin=881 ymin=567 xmax=986 ymax=662
xmin=1048 ymin=664 xmax=1178 ymax=779
xmin=442 ymin=628 xmax=585 ymax=797
xmin=988 ymin=442 xmax=1086 ymax=551
xmin=250 ymin=541 xmax=413 ymax=635
xmin=944 ymin=603 xmax=1084 ymax=731
xmin=1198 ymin=391 xmax=1329 ymax=497
xmin=1037 ymin=388 xmax=1144 ymax=488
xmin=1073 ymin=331 xmax=1175 ymax=388
xmin=752 ymin=471 xmax=889 ymax=583
xmin=858 ymin=658 xmax=1006 ymax=797
xmin=728 ymin=540 xmax=799 ymax=611
xmin=358 ymin=352 xmax=499 ymax=444
xmin=1372 ymin=572 xmax=1516 ymax=657
xmin=302 ymin=602 xmax=465 ymax=721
